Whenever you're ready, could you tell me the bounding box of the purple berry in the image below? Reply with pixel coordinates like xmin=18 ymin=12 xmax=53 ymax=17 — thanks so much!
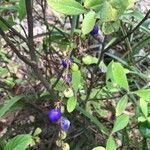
xmin=90 ymin=25 xmax=99 ymax=35
xmin=66 ymin=74 xmax=72 ymax=83
xmin=69 ymin=57 xmax=74 ymax=63
xmin=48 ymin=108 xmax=62 ymax=123
xmin=60 ymin=117 xmax=70 ymax=131
xmin=62 ymin=60 xmax=68 ymax=68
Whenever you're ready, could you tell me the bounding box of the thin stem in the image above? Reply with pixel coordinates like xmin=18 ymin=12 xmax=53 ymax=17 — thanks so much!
xmin=103 ymin=10 xmax=150 ymax=54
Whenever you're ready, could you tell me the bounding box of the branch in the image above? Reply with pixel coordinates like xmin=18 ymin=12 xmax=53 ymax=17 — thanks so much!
xmin=0 ymin=16 xmax=27 ymax=43
xmin=0 ymin=28 xmax=36 ymax=67
xmin=24 ymin=0 xmax=57 ymax=99
xmin=0 ymin=28 xmax=57 ymax=99
xmin=102 ymin=9 xmax=150 ymax=54
xmin=25 ymin=0 xmax=36 ymax=61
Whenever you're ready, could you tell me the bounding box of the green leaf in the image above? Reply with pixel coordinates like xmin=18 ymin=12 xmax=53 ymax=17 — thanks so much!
xmin=84 ymin=0 xmax=103 ymax=11
xmin=138 ymin=116 xmax=146 ymax=122
xmin=18 ymin=0 xmax=26 ymax=20
xmin=0 ymin=5 xmax=18 ymax=13
xmin=0 ymin=96 xmax=23 ymax=118
xmin=132 ymin=36 xmax=150 ymax=55
xmin=107 ymin=61 xmax=129 ymax=90
xmin=102 ymin=20 xmax=120 ymax=34
xmin=111 ymin=0 xmax=135 ymax=15
xmin=99 ymin=1 xmax=117 ymax=22
xmin=92 ymin=146 xmax=106 ymax=150
xmin=47 ymin=0 xmax=86 ymax=15
xmin=71 ymin=70 xmax=81 ymax=92
xmin=67 ymin=96 xmax=77 ymax=112
xmin=82 ymin=55 xmax=98 ymax=65
xmin=139 ymin=121 xmax=150 ymax=138
xmin=4 ymin=134 xmax=33 ymax=150
xmin=106 ymin=136 xmax=116 ymax=150
xmin=113 ymin=62 xmax=129 ymax=90
xmin=140 ymin=98 xmax=148 ymax=118
xmin=112 ymin=114 xmax=129 ymax=133
xmin=0 ymin=67 xmax=8 ymax=77
xmin=81 ymin=10 xmax=96 ymax=35
xmin=76 ymin=105 xmax=109 ymax=135
xmin=134 ymin=89 xmax=150 ymax=102
xmin=0 ymin=17 xmax=15 ymax=31
xmin=116 ymin=95 xmax=128 ymax=116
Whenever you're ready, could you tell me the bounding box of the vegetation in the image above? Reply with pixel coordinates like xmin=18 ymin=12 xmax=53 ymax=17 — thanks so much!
xmin=0 ymin=0 xmax=150 ymax=149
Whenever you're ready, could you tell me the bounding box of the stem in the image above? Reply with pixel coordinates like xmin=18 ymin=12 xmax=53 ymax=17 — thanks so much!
xmin=103 ymin=10 xmax=150 ymax=54
xmin=143 ymin=137 xmax=148 ymax=150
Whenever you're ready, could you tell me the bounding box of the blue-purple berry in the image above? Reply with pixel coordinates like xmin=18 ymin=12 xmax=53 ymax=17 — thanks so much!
xmin=69 ymin=57 xmax=74 ymax=63
xmin=66 ymin=74 xmax=72 ymax=83
xmin=60 ymin=117 xmax=70 ymax=131
xmin=90 ymin=25 xmax=99 ymax=35
xmin=62 ymin=60 xmax=68 ymax=68
xmin=48 ymin=108 xmax=62 ymax=123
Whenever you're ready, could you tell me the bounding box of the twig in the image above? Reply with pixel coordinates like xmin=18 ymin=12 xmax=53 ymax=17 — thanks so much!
xmin=102 ymin=10 xmax=150 ymax=54
xmin=25 ymin=0 xmax=57 ymax=99
xmin=0 ymin=16 xmax=27 ymax=43
xmin=0 ymin=28 xmax=36 ymax=67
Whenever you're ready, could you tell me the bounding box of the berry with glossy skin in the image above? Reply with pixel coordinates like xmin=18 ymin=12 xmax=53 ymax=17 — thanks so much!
xmin=48 ymin=108 xmax=62 ymax=123
xmin=90 ymin=25 xmax=99 ymax=35
xmin=60 ymin=117 xmax=70 ymax=131
xmin=62 ymin=60 xmax=68 ymax=68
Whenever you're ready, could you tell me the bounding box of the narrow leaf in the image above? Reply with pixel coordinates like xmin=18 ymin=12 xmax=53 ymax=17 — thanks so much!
xmin=76 ymin=105 xmax=109 ymax=135
xmin=0 ymin=96 xmax=23 ymax=118
xmin=18 ymin=0 xmax=26 ymax=20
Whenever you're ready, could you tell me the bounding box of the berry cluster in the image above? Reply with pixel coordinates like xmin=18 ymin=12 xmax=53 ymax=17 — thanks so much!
xmin=61 ymin=57 xmax=78 ymax=84
xmin=48 ymin=108 xmax=70 ymax=131
xmin=47 ymin=57 xmax=79 ymax=142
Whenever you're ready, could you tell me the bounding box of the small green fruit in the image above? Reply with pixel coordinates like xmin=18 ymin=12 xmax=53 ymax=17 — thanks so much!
xmin=33 ymin=127 xmax=42 ymax=136
xmin=58 ymin=131 xmax=67 ymax=140
xmin=82 ymin=55 xmax=92 ymax=65
xmin=56 ymin=140 xmax=64 ymax=147
xmin=64 ymin=88 xmax=74 ymax=98
xmin=62 ymin=143 xmax=70 ymax=150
